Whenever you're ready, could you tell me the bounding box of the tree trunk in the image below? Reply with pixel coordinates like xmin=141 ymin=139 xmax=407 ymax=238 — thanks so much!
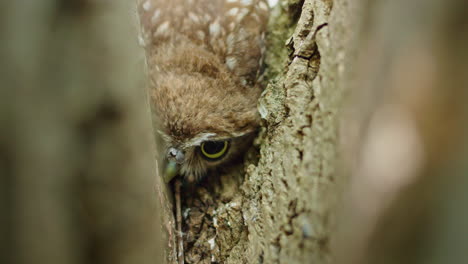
xmin=0 ymin=1 xmax=163 ymax=264
xmin=333 ymin=0 xmax=468 ymax=263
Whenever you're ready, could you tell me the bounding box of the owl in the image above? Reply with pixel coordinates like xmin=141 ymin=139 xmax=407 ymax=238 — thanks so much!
xmin=138 ymin=0 xmax=269 ymax=183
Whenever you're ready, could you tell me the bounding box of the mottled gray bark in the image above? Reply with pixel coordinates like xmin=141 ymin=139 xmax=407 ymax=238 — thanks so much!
xmin=0 ymin=1 xmax=163 ymax=264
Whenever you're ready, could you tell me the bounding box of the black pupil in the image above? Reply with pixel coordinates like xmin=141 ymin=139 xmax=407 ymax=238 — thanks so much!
xmin=203 ymin=141 xmax=225 ymax=154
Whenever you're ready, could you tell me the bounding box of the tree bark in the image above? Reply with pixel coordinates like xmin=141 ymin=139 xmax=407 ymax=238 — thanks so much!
xmin=0 ymin=1 xmax=163 ymax=264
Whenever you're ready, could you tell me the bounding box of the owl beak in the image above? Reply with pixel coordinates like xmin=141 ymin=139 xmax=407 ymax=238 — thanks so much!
xmin=164 ymin=160 xmax=178 ymax=183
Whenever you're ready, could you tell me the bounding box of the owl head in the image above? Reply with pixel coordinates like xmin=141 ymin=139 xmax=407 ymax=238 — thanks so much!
xmin=150 ymin=48 xmax=261 ymax=183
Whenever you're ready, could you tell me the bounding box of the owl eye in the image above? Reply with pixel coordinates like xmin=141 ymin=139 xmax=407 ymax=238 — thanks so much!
xmin=200 ymin=140 xmax=229 ymax=160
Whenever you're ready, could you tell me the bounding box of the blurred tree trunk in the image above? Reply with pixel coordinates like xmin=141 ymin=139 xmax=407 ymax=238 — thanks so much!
xmin=333 ymin=0 xmax=468 ymax=263
xmin=0 ymin=1 xmax=163 ymax=264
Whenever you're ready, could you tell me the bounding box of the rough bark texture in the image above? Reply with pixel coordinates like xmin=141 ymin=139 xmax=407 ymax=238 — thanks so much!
xmin=179 ymin=0 xmax=343 ymax=263
xmin=241 ymin=1 xmax=337 ymax=263
xmin=0 ymin=1 xmax=163 ymax=264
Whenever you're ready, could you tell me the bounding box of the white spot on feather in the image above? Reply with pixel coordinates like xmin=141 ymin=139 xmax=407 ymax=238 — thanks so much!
xmin=154 ymin=21 xmax=170 ymax=36
xmin=267 ymin=0 xmax=279 ymax=7
xmin=197 ymin=30 xmax=205 ymax=40
xmin=188 ymin=12 xmax=200 ymax=23
xmin=225 ymin=56 xmax=237 ymax=70
xmin=142 ymin=0 xmax=151 ymax=11
xmin=241 ymin=0 xmax=253 ymax=5
xmin=258 ymin=1 xmax=268 ymax=11
xmin=209 ymin=21 xmax=221 ymax=37
xmin=151 ymin=9 xmax=161 ymax=24
xmin=236 ymin=8 xmax=250 ymax=22
xmin=229 ymin=22 xmax=236 ymax=30
xmin=227 ymin=7 xmax=239 ymax=16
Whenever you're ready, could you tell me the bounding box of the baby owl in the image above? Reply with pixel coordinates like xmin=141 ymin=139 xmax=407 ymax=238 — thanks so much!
xmin=138 ymin=0 xmax=269 ymax=183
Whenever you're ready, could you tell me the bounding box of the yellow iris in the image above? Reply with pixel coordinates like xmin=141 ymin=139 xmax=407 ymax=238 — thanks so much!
xmin=201 ymin=141 xmax=229 ymax=160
